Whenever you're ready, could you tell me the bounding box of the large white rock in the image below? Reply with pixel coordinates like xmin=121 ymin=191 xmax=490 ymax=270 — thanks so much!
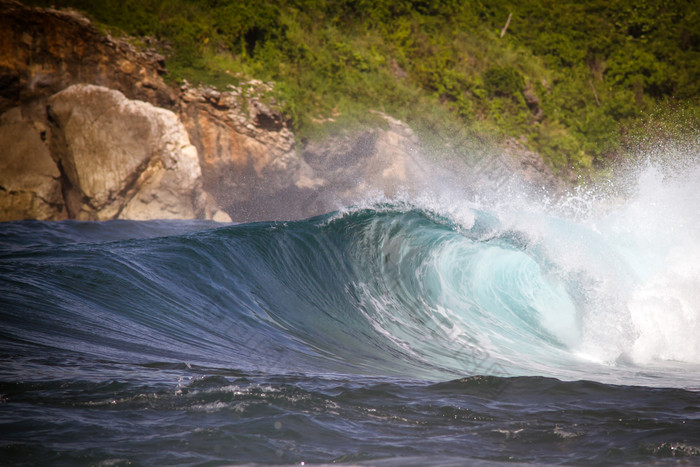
xmin=47 ymin=84 xmax=226 ymax=221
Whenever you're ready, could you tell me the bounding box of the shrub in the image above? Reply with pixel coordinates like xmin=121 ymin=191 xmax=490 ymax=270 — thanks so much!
xmin=483 ymin=66 xmax=525 ymax=99
xmin=23 ymin=0 xmax=700 ymax=181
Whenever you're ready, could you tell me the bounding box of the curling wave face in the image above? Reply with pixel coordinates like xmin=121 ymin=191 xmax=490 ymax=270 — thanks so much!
xmin=2 ymin=165 xmax=699 ymax=389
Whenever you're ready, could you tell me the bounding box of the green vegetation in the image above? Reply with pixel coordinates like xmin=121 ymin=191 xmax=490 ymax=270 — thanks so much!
xmin=27 ymin=0 xmax=700 ymax=179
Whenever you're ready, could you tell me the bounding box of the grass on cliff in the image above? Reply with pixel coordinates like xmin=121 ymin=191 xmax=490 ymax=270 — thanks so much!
xmin=26 ymin=0 xmax=700 ymax=180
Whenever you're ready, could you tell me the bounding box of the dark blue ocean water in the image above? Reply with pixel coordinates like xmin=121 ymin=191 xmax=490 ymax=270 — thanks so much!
xmin=1 ymin=196 xmax=699 ymax=465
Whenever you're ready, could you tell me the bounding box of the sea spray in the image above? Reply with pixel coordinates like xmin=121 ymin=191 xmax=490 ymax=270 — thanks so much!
xmin=604 ymin=163 xmax=700 ymax=364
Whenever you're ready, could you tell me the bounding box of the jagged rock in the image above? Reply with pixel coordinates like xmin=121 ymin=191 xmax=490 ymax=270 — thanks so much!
xmin=179 ymin=85 xmax=435 ymax=222
xmin=0 ymin=0 xmax=174 ymax=113
xmin=179 ymin=82 xmax=321 ymax=221
xmin=0 ymin=1 xmax=231 ymax=222
xmin=46 ymin=84 xmax=225 ymax=221
xmin=0 ymin=106 xmax=64 ymax=221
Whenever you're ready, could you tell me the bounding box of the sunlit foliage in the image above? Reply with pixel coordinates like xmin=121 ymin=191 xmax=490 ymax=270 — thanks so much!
xmin=26 ymin=0 xmax=700 ymax=178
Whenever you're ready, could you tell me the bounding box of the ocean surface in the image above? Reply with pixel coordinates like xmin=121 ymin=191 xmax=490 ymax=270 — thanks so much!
xmin=1 ymin=161 xmax=700 ymax=465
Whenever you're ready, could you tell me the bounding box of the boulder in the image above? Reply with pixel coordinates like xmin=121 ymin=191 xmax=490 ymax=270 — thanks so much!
xmin=501 ymin=138 xmax=565 ymax=194
xmin=46 ymin=84 xmax=226 ymax=221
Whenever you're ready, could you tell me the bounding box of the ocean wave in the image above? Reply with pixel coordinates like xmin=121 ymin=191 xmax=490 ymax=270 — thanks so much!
xmin=2 ymin=183 xmax=698 ymax=389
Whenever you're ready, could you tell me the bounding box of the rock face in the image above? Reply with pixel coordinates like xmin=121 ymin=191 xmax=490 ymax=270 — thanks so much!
xmin=0 ymin=107 xmax=64 ymax=221
xmin=0 ymin=1 xmax=227 ymax=222
xmin=179 ymin=82 xmax=320 ymax=222
xmin=180 ymin=83 xmax=441 ymax=220
xmin=47 ymin=84 xmax=217 ymax=221
xmin=0 ymin=0 xmax=173 ymax=114
xmin=301 ymin=113 xmax=433 ymax=208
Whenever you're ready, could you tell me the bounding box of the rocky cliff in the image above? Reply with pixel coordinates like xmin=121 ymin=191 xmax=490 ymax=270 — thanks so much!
xmin=0 ymin=0 xmax=206 ymax=221
xmin=0 ymin=0 xmax=562 ymax=223
xmin=0 ymin=0 xmax=173 ymax=113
